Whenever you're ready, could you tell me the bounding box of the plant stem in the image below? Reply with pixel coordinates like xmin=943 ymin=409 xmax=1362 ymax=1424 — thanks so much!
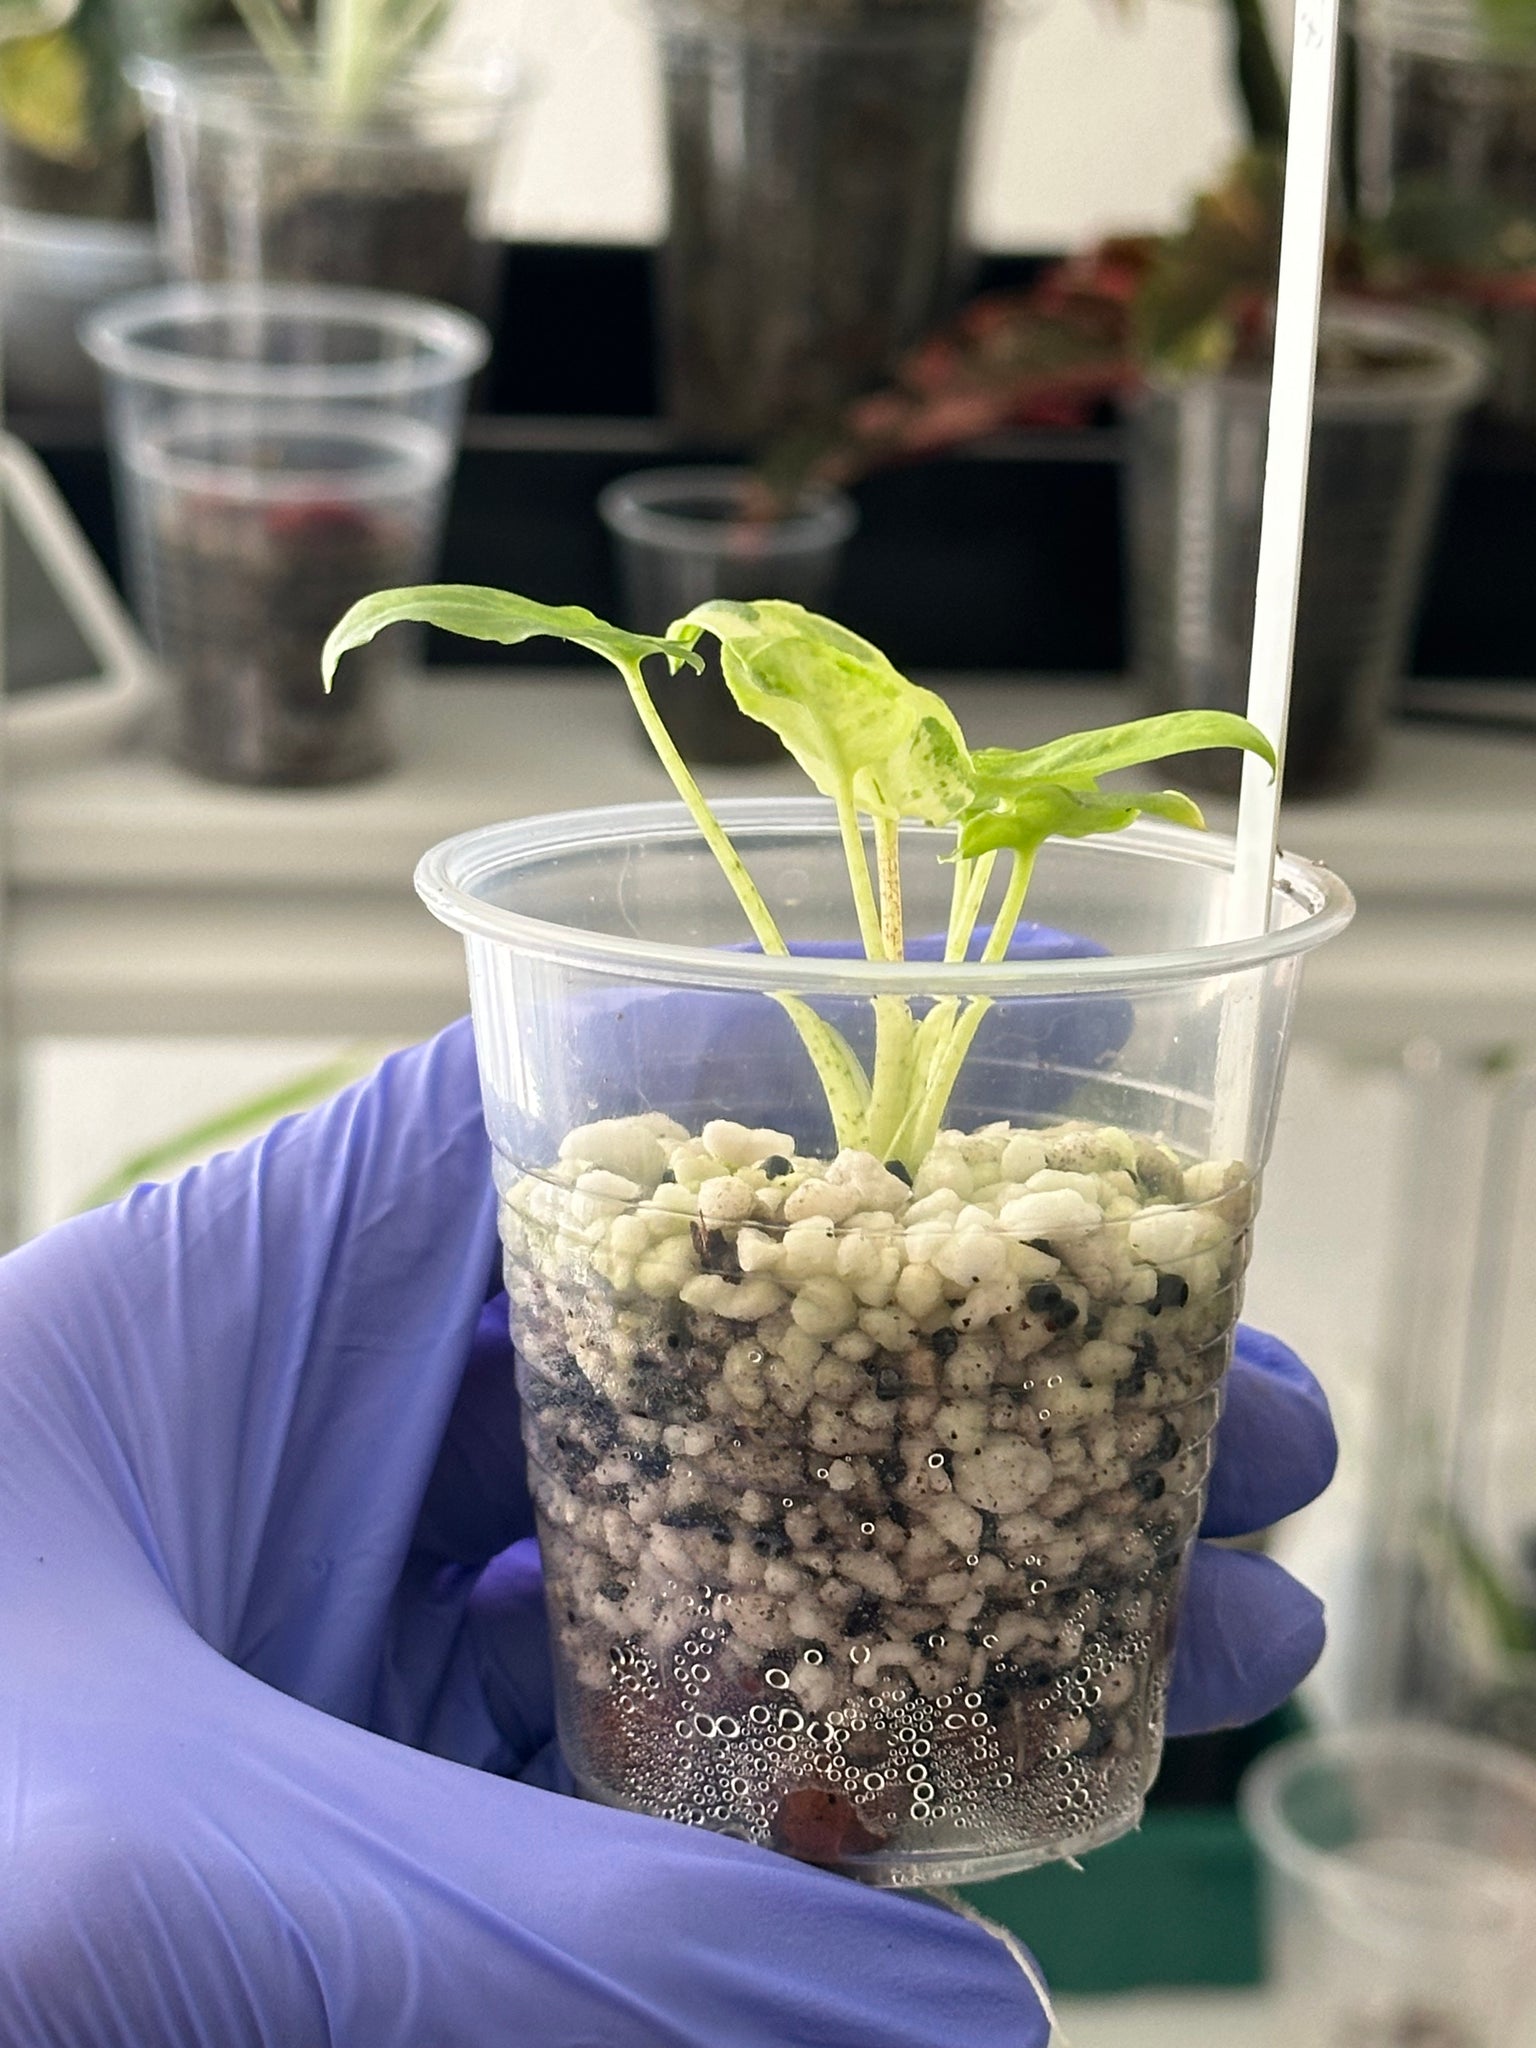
xmin=376 ymin=0 xmax=444 ymax=83
xmin=774 ymin=996 xmax=871 ymax=1152
xmin=980 ymin=848 xmax=1036 ymax=965
xmin=620 ymin=660 xmax=789 ymax=956
xmin=230 ymin=0 xmax=309 ymax=95
xmin=874 ymin=813 xmax=904 ymax=962
xmin=945 ymin=850 xmax=996 ymax=963
xmin=837 ymin=796 xmax=888 ymax=961
xmin=891 ymin=847 xmax=1039 ymax=1162
xmin=866 ymin=996 xmax=917 ymax=1162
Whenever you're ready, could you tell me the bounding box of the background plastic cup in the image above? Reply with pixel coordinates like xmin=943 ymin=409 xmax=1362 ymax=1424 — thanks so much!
xmin=1125 ymin=303 xmax=1486 ymax=798
xmin=82 ymin=283 xmax=487 ymax=785
xmin=596 ymin=466 xmax=859 ymax=765
xmin=134 ymin=50 xmax=524 ymax=324
xmin=1242 ymin=1723 xmax=1536 ymax=2046
xmin=418 ymin=798 xmax=1351 ymax=1885
xmin=652 ymin=0 xmax=985 ymax=444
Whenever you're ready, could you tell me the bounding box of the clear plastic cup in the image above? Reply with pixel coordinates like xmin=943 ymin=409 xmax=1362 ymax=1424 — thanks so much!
xmin=1125 ymin=304 xmax=1486 ymax=798
xmin=1242 ymin=1723 xmax=1536 ymax=2046
xmin=82 ymin=283 xmax=487 ymax=785
xmin=653 ymin=1 xmax=986 ymax=442
xmin=596 ymin=466 xmax=858 ymax=765
xmin=133 ymin=50 xmax=525 ymax=322
xmin=418 ymin=798 xmax=1351 ymax=1886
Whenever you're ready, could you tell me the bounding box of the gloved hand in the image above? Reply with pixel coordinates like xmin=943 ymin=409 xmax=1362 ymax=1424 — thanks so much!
xmin=0 ymin=1020 xmax=1335 ymax=2048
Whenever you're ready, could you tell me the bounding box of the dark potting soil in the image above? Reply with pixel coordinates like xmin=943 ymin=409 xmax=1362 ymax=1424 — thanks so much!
xmin=0 ymin=132 xmax=156 ymax=221
xmin=186 ymin=167 xmax=502 ymax=319
xmin=146 ymin=482 xmax=427 ymax=785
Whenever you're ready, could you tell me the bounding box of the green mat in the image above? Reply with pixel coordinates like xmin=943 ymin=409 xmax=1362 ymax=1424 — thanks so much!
xmin=960 ymin=1808 xmax=1264 ymax=1993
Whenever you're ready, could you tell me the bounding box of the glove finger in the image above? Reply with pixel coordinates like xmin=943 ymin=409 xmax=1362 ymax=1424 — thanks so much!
xmin=1201 ymin=1326 xmax=1337 ymax=1539
xmin=370 ymin=1533 xmax=556 ymax=1771
xmin=0 ymin=1019 xmax=500 ymax=1719
xmin=411 ymin=1297 xmax=532 ymax=1566
xmin=1165 ymin=1542 xmax=1325 ymax=1736
xmin=5 ymin=1592 xmax=1052 ymax=2048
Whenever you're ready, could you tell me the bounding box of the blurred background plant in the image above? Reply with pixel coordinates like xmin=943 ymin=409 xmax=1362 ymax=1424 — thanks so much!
xmin=0 ymin=0 xmax=155 ymax=215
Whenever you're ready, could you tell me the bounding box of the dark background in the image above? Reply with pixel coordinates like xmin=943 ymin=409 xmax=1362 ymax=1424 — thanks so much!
xmin=16 ymin=243 xmax=1536 ymax=681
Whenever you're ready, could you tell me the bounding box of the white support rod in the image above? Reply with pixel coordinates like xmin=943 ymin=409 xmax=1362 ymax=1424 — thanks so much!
xmin=1229 ymin=0 xmax=1343 ymax=944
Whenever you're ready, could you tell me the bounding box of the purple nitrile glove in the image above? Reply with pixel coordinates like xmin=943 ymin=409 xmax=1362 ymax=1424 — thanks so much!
xmin=0 ymin=1021 xmax=1333 ymax=2048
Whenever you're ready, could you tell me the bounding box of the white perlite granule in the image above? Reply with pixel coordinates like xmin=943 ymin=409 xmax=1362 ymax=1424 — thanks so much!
xmin=503 ymin=1114 xmax=1253 ymax=1880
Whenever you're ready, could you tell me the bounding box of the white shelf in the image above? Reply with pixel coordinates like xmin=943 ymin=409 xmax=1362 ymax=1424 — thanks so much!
xmin=10 ymin=671 xmax=1536 ymax=1045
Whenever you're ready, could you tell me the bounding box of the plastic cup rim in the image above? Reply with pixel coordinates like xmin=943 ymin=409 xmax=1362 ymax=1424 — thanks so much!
xmin=1140 ymin=299 xmax=1490 ymax=418
xmin=0 ymin=205 xmax=161 ymax=261
xmin=414 ymin=796 xmax=1355 ymax=995
xmin=79 ymin=282 xmax=491 ymax=398
xmin=596 ymin=466 xmax=860 ymax=556
xmin=129 ymin=45 xmax=532 ymax=132
xmin=1240 ymin=1719 xmax=1536 ymax=1906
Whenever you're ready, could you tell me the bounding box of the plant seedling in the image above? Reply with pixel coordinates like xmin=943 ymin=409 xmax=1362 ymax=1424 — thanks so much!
xmin=324 ymin=590 xmax=1273 ymax=1167
xmin=224 ymin=0 xmax=454 ymax=128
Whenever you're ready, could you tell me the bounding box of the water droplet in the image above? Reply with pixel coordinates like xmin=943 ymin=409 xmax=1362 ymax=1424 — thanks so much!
xmin=1046 ymin=1374 xmax=1063 ymax=1389
xmin=1030 ymin=1578 xmax=1048 ymax=1595
xmin=860 ymin=1521 xmax=876 ymax=1536
xmin=804 ymin=1647 xmax=823 ymax=1666
xmin=981 ymin=1633 xmax=999 ymax=1650
xmin=778 ymin=1707 xmax=804 ymax=1732
xmin=691 ymin=1663 xmax=710 ymax=1683
xmin=850 ymin=1644 xmax=871 ymax=1665
xmin=746 ymin=1348 xmax=765 ymax=1366
xmin=765 ymin=1667 xmax=790 ymax=1689
xmin=965 ymin=1553 xmax=980 ymax=1567
xmin=927 ymin=1452 xmax=946 ymax=1469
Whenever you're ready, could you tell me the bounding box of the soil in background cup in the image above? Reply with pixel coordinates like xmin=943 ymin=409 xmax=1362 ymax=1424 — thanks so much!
xmin=1126 ymin=302 xmax=1486 ymax=798
xmin=134 ymin=50 xmax=524 ymax=323
xmin=597 ymin=466 xmax=859 ymax=766
xmin=418 ymin=799 xmax=1352 ymax=1885
xmin=1242 ymin=1722 xmax=1536 ymax=2046
xmin=82 ymin=282 xmax=487 ymax=786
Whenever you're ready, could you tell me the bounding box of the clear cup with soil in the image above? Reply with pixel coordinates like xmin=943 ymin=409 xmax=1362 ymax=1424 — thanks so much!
xmin=597 ymin=468 xmax=858 ymax=765
xmin=133 ymin=49 xmax=523 ymax=323
xmin=417 ymin=798 xmax=1351 ymax=1885
xmin=1242 ymin=1723 xmax=1536 ymax=2048
xmin=1125 ymin=302 xmax=1486 ymax=800
xmin=83 ymin=283 xmax=487 ymax=785
xmin=652 ymin=0 xmax=993 ymax=445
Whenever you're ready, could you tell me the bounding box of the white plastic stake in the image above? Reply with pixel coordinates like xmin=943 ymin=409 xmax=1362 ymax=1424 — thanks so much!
xmin=1213 ymin=0 xmax=1342 ymax=1166
xmin=1229 ymin=0 xmax=1342 ymax=943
